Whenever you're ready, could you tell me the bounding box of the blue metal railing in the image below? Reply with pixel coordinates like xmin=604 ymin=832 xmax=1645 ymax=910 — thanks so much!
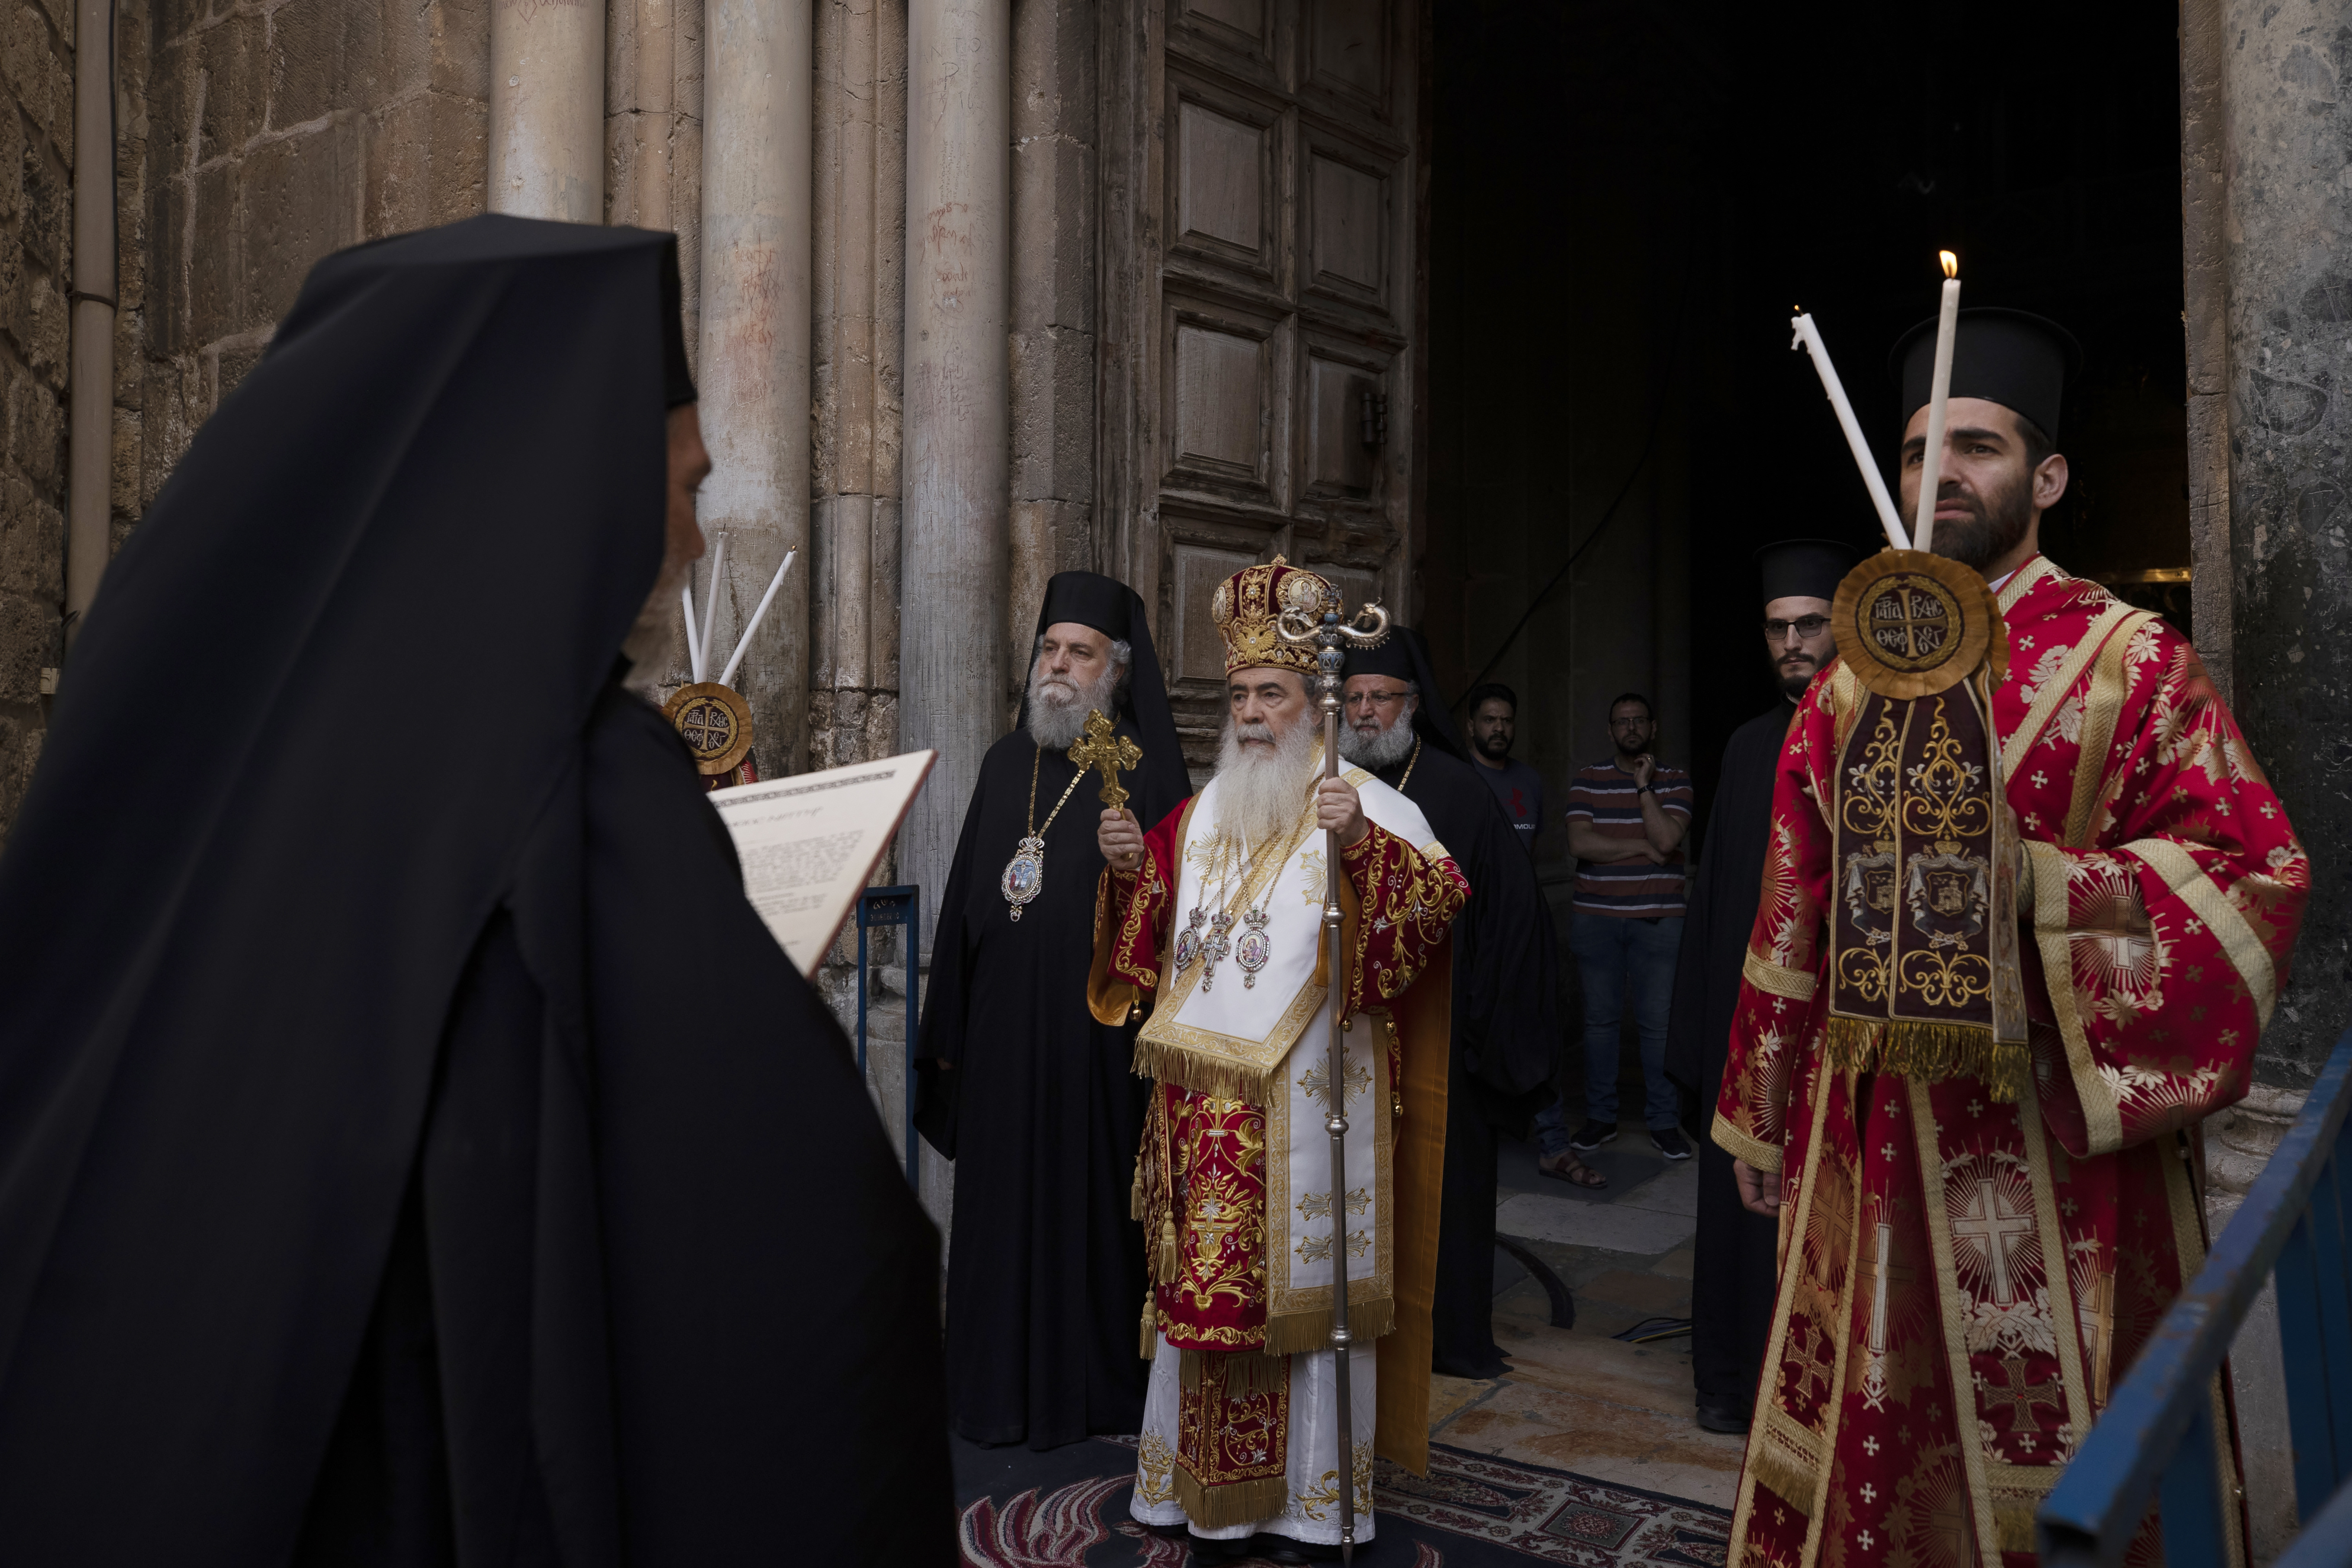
xmin=853 ymin=885 xmax=920 ymax=1187
xmin=2038 ymin=1030 xmax=2352 ymax=1567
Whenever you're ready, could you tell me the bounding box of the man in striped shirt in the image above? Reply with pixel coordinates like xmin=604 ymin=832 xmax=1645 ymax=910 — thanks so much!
xmin=1557 ymin=692 xmax=1695 ymax=1158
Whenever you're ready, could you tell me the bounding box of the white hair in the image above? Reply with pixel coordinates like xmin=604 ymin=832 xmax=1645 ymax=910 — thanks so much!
xmin=1212 ymin=701 xmax=1322 ymax=851
xmin=1024 ymin=635 xmax=1132 ymax=750
xmin=1337 ymin=680 xmax=1419 ymax=769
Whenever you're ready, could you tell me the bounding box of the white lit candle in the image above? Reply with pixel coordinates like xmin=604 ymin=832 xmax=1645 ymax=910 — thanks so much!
xmin=1791 ymin=311 xmax=1909 ymax=552
xmin=1912 ymin=251 xmax=1961 ymax=555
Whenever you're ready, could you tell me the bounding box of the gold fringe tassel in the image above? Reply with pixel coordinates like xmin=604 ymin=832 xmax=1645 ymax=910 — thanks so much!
xmin=1140 ymin=1295 xmax=1160 ymax=1362
xmin=1822 ymin=1015 xmax=2029 ymax=1104
xmin=1130 ymin=1152 xmax=1145 ymax=1223
xmin=1174 ymin=1346 xmax=1288 ymax=1397
xmin=1214 ymin=1349 xmax=1287 ymax=1400
xmin=1174 ymin=1468 xmax=1291 ymax=1531
xmin=1130 ymin=1035 xmax=1279 ymax=1109
xmin=1152 ymin=1214 xmax=1180 ymax=1286
xmin=1752 ymin=1444 xmax=1820 ymax=1519
xmin=1262 ymin=1292 xmax=1397 ymax=1358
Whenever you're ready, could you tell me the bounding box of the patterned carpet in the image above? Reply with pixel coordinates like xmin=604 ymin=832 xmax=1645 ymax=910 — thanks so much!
xmin=952 ymin=1434 xmax=1731 ymax=1566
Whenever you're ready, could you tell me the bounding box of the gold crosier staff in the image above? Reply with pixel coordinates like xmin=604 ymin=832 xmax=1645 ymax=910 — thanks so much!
xmin=1276 ymin=588 xmax=1389 ymax=1564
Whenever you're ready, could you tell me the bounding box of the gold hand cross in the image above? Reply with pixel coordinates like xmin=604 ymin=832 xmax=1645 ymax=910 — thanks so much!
xmin=1069 ymin=709 xmax=1144 ymax=811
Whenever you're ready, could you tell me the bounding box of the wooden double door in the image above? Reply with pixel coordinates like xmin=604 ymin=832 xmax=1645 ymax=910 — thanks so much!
xmin=1100 ymin=0 xmax=1424 ymax=771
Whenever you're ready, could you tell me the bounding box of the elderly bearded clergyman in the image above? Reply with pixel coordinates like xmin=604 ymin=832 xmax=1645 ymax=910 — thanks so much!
xmin=917 ymin=572 xmax=1189 ymax=1450
xmin=1092 ymin=558 xmax=1467 ymax=1559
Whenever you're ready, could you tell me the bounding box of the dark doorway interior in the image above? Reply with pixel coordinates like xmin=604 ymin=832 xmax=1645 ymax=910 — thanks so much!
xmin=1422 ymin=0 xmax=2189 ymax=836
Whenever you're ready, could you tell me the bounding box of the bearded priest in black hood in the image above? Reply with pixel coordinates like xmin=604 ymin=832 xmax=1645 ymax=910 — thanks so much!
xmin=1339 ymin=626 xmax=1564 ymax=1380
xmin=0 ymin=217 xmax=951 ymax=1563
xmin=915 ymin=572 xmax=1189 ymax=1449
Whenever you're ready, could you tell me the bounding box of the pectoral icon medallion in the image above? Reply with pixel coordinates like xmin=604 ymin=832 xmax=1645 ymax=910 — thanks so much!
xmin=1235 ymin=906 xmax=1272 ymax=988
xmin=1174 ymin=907 xmax=1207 ymax=973
xmin=1000 ymin=837 xmax=1045 ymax=921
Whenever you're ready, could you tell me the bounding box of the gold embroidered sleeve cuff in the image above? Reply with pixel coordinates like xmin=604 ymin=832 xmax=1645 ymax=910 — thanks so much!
xmin=1711 ymin=1110 xmax=1781 ymax=1173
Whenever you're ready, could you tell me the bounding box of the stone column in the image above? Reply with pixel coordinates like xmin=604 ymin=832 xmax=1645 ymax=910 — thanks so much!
xmin=490 ymin=0 xmax=606 ymax=220
xmin=900 ymin=0 xmax=1011 ymax=952
xmin=812 ymin=0 xmax=915 ymax=1186
xmin=1006 ymin=0 xmax=1098 ymax=685
xmin=698 ymin=0 xmax=813 ymax=777
xmin=607 ymin=0 xmax=678 ymax=234
xmin=2213 ymin=0 xmax=2352 ymax=1088
xmin=813 ymin=0 xmax=906 ymax=777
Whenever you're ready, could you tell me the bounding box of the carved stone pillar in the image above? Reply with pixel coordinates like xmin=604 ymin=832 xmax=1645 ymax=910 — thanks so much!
xmin=2210 ymin=0 xmax=2352 ymax=1087
xmin=698 ymin=0 xmax=814 ymax=777
xmin=490 ymin=0 xmax=606 ymax=221
xmin=900 ymin=0 xmax=1011 ymax=953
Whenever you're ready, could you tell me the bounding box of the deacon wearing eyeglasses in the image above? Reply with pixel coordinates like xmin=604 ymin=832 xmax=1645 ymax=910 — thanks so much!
xmin=1663 ymin=537 xmax=1855 ymax=1435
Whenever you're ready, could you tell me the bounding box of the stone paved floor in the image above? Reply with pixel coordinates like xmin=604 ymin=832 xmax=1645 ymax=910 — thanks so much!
xmin=1427 ymin=1128 xmax=1750 ymax=1509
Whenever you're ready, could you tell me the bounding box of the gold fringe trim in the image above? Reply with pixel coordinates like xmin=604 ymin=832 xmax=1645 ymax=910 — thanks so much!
xmin=1175 ymin=1467 xmax=1290 ymax=1531
xmin=1994 ymin=1498 xmax=2040 ymax=1553
xmin=1822 ymin=1015 xmax=2029 ymax=1104
xmin=1130 ymin=1035 xmax=1277 ymax=1109
xmin=1177 ymin=1347 xmax=1288 ymax=1399
xmin=1752 ymin=1443 xmax=1820 ymax=1519
xmin=1263 ymin=1292 xmax=1396 ymax=1358
xmin=1131 ymin=1154 xmax=1145 ymax=1222
xmin=1218 ymin=1349 xmax=1287 ymax=1399
xmin=1141 ymin=1295 xmax=1160 ymax=1361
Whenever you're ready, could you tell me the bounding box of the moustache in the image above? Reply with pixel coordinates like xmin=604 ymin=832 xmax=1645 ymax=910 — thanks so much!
xmin=1236 ymin=721 xmax=1276 ymax=745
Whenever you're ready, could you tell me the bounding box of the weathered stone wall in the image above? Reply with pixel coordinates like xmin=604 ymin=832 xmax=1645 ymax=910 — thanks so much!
xmin=138 ymin=0 xmax=489 ymax=519
xmin=0 ymin=0 xmax=81 ymax=836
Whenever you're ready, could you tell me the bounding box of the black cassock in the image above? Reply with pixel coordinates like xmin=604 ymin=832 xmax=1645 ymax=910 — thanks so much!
xmin=0 ymin=218 xmax=950 ymax=1563
xmin=916 ymin=697 xmax=1187 ymax=1448
xmin=1368 ymin=727 xmax=1559 ymax=1380
xmin=1665 ymin=698 xmax=1797 ymax=1419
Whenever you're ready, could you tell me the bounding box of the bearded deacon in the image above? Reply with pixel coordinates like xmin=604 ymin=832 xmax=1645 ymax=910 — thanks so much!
xmin=1339 ymin=625 xmax=1564 ymax=1381
xmin=1093 ymin=559 xmax=1468 ymax=1557
xmin=915 ymin=572 xmax=1189 ymax=1450
xmin=1715 ymin=310 xmax=2308 ymax=1568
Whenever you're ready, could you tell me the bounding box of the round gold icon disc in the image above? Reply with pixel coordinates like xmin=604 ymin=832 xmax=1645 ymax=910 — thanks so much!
xmin=661 ymin=681 xmax=756 ymax=775
xmin=1831 ymin=549 xmax=2007 ymax=699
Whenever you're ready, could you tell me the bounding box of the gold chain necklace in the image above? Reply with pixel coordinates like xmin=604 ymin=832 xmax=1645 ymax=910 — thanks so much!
xmin=1397 ymin=737 xmax=1423 ymax=791
xmin=1000 ymin=746 xmax=1089 ymax=922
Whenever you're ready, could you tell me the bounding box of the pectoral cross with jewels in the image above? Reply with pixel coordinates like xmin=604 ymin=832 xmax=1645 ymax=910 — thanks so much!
xmin=1069 ymin=709 xmax=1143 ymax=812
xmin=1198 ymin=911 xmax=1234 ymax=991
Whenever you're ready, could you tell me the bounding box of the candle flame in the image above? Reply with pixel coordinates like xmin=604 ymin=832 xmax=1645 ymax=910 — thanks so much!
xmin=1939 ymin=250 xmax=1958 ymax=278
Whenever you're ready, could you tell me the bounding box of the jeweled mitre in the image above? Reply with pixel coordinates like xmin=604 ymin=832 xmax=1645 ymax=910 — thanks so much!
xmin=1211 ymin=555 xmax=1332 ymax=675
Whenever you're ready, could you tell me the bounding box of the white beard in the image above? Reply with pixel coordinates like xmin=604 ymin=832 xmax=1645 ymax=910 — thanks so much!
xmin=1025 ymin=657 xmax=1123 ymax=750
xmin=1212 ymin=711 xmax=1322 ymax=850
xmin=1338 ymin=713 xmax=1415 ymax=769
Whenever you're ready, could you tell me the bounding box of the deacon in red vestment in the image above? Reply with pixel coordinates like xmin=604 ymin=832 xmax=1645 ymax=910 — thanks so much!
xmin=1715 ymin=311 xmax=2308 ymax=1568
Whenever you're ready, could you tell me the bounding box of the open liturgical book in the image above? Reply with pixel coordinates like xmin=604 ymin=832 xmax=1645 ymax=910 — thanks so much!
xmin=710 ymin=750 xmax=937 ymax=974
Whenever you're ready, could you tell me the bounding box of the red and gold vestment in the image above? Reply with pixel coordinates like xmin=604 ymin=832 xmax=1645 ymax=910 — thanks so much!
xmin=1091 ymin=771 xmax=1466 ymax=1532
xmin=1715 ymin=556 xmax=2309 ymax=1568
